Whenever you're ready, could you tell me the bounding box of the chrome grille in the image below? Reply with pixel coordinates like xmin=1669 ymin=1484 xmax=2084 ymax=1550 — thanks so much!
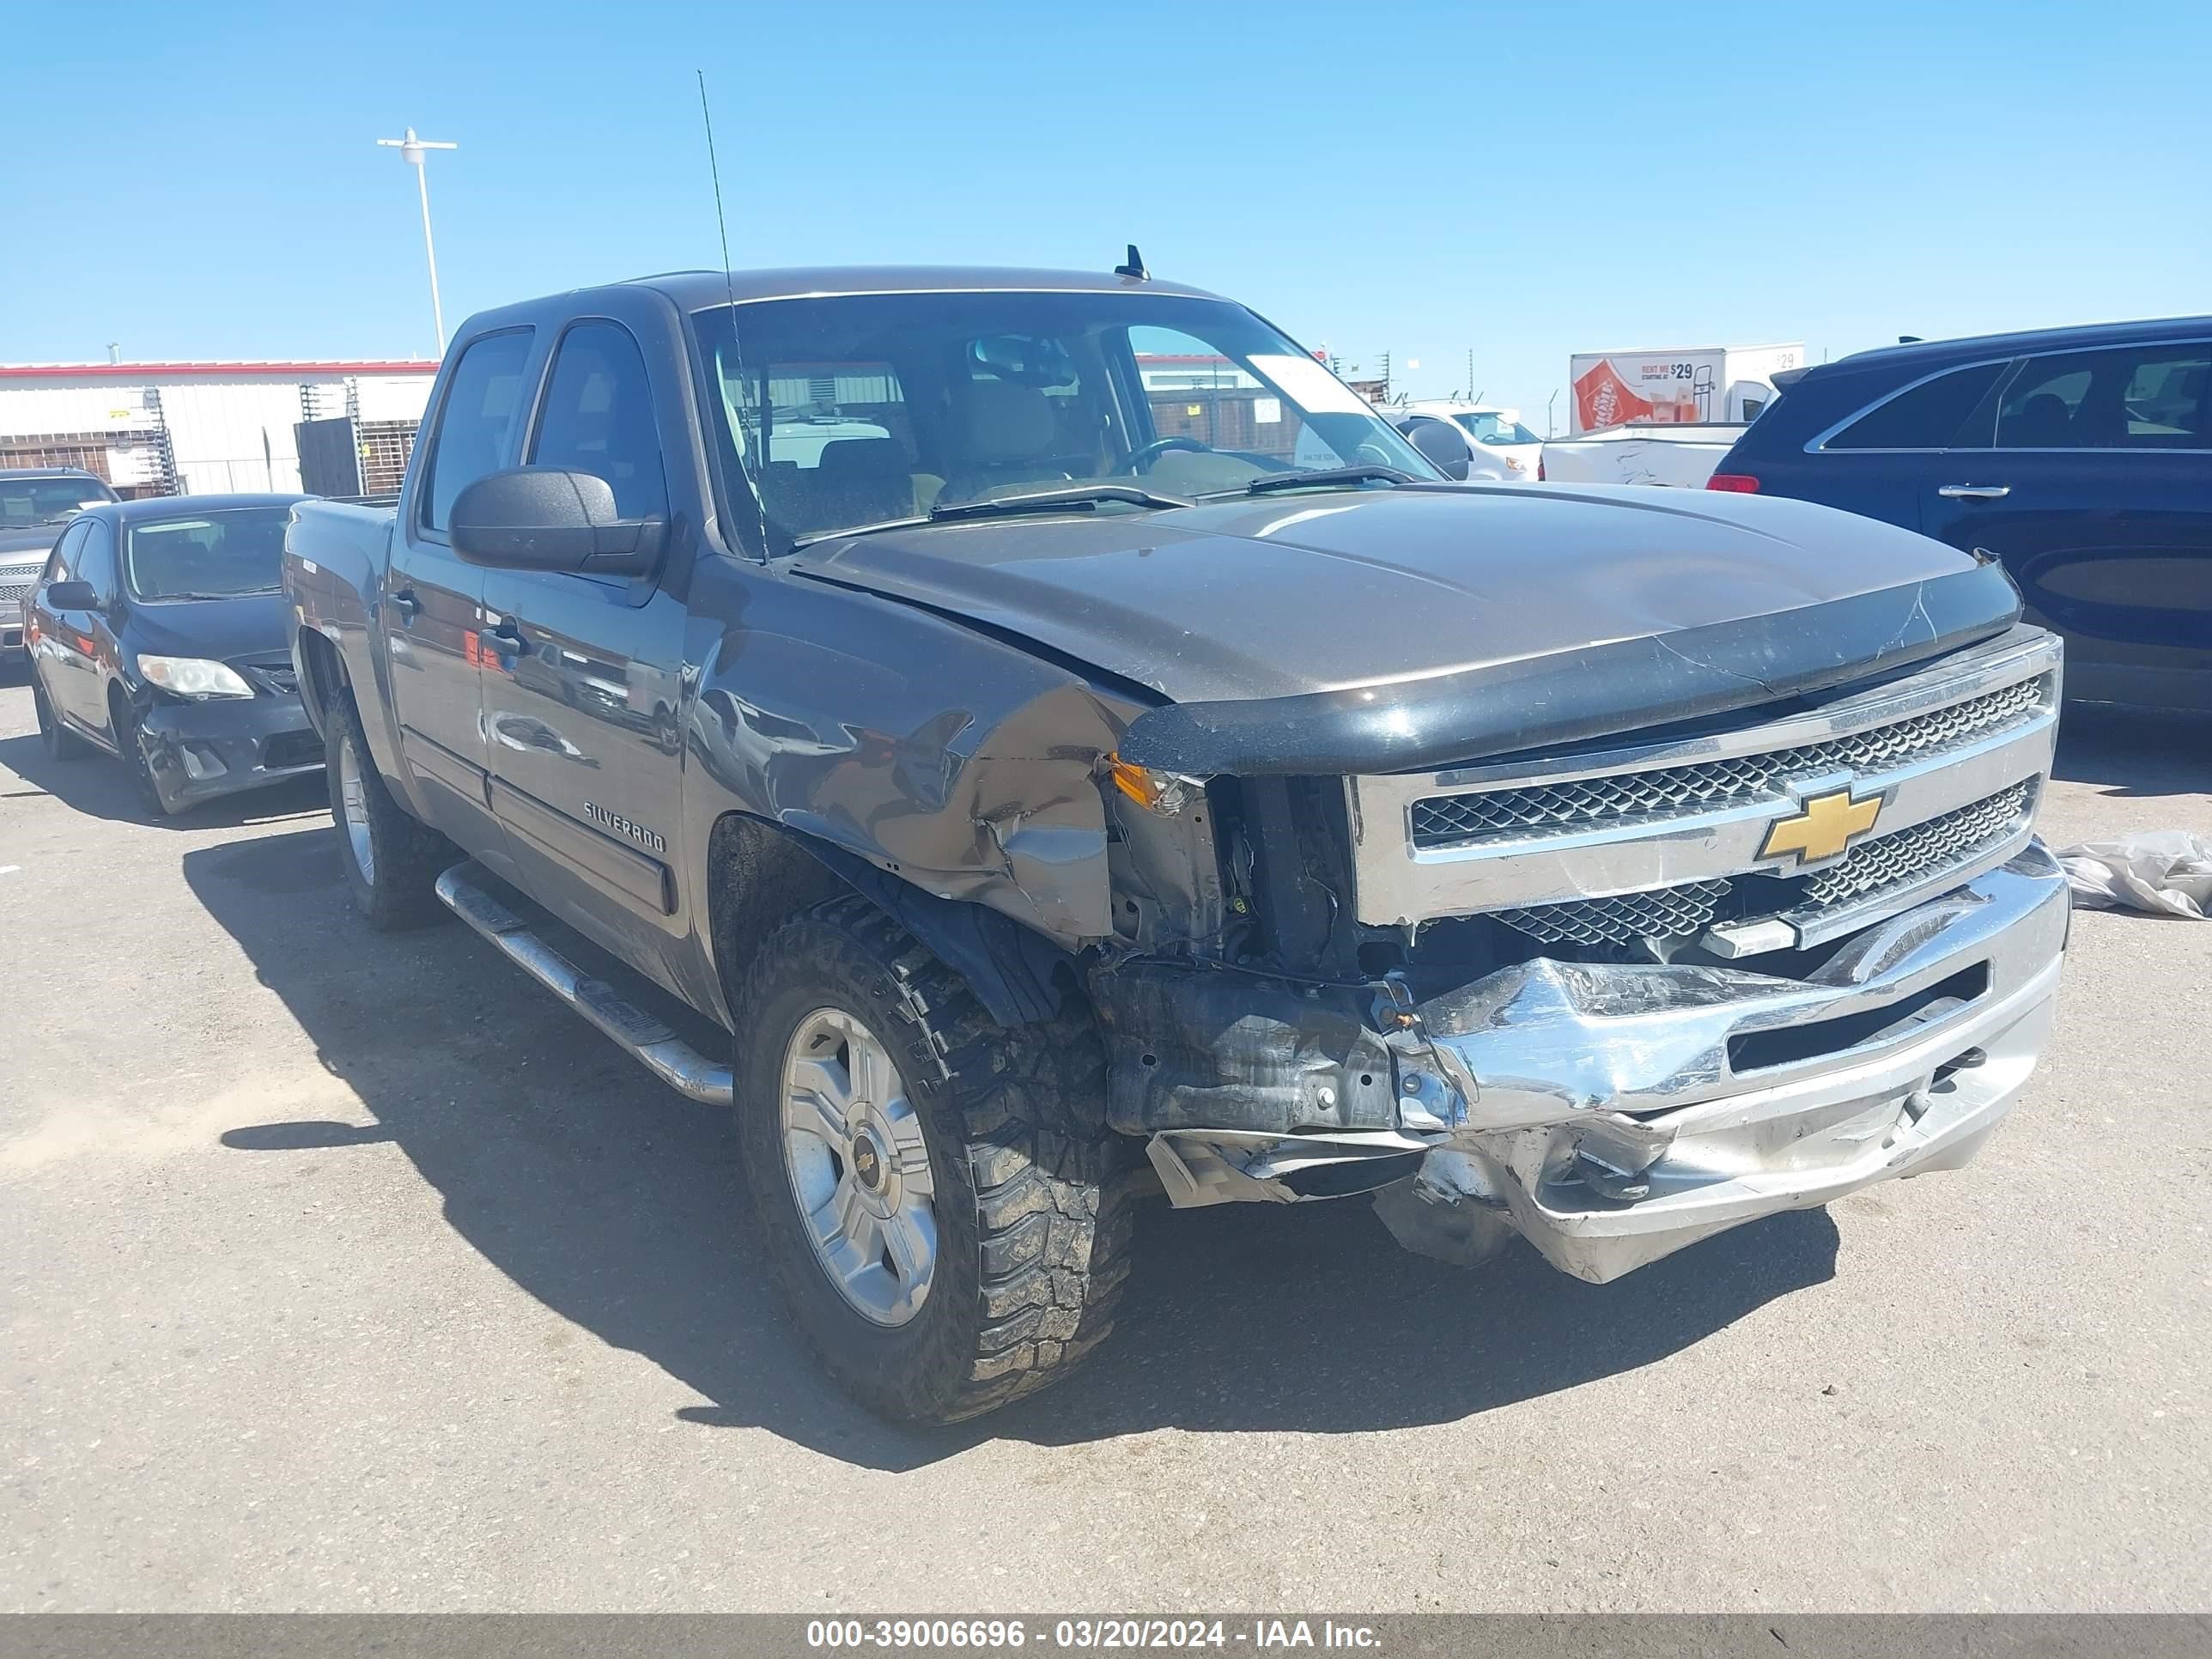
xmin=1494 ymin=881 xmax=1733 ymax=946
xmin=0 ymin=580 xmax=33 ymax=606
xmin=1413 ymin=675 xmax=2046 ymax=848
xmin=1492 ymin=784 xmax=2033 ymax=948
xmin=1799 ymin=781 xmax=2033 ymax=907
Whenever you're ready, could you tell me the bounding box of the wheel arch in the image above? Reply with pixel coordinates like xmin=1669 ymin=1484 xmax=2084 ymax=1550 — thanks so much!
xmin=294 ymin=623 xmax=347 ymax=741
xmin=707 ymin=811 xmax=1081 ymax=1036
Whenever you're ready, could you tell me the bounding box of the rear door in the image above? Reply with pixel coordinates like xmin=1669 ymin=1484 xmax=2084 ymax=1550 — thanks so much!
xmin=388 ymin=326 xmax=536 ymax=850
xmin=1776 ymin=358 xmax=2011 ymax=528
xmin=477 ymin=302 xmax=696 ymax=961
xmin=1921 ymin=338 xmax=2212 ymax=707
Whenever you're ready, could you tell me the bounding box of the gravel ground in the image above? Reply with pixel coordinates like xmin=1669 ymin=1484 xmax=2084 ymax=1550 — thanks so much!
xmin=2 ymin=669 xmax=2207 ymax=1613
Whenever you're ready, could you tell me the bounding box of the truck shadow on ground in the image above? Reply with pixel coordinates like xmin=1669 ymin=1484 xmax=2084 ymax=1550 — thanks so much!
xmin=191 ymin=826 xmax=1841 ymax=1473
xmin=2050 ymin=702 xmax=2212 ymax=799
xmin=0 ymin=730 xmax=327 ymax=830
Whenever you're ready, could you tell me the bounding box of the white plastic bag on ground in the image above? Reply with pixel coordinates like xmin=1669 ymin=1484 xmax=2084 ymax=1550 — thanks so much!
xmin=2057 ymin=831 xmax=2212 ymax=920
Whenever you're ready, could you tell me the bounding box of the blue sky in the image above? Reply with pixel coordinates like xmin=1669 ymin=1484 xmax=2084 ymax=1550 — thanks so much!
xmin=3 ymin=0 xmax=2205 ymax=429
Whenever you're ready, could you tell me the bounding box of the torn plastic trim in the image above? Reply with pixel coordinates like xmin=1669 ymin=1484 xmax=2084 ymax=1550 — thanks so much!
xmin=1115 ymin=563 xmax=2021 ymax=777
xmin=1147 ymin=1127 xmax=1436 ymax=1207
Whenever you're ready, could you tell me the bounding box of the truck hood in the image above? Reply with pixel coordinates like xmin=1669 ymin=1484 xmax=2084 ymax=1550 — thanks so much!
xmin=0 ymin=524 xmax=68 ymax=566
xmin=790 ymin=483 xmax=2021 ymax=773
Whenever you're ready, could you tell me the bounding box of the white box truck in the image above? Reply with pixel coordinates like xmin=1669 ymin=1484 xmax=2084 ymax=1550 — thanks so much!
xmin=1566 ymin=343 xmax=1802 ymax=434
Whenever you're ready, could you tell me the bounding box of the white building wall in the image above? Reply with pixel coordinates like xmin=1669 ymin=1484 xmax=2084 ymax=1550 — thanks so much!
xmin=0 ymin=368 xmax=436 ymax=495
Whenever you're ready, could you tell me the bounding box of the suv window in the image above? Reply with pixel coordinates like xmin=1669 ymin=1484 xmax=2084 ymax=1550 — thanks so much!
xmin=529 ymin=320 xmax=669 ymax=520
xmin=1827 ymin=362 xmax=2004 ymax=449
xmin=421 ymin=330 xmax=535 ymax=532
xmin=1997 ymin=344 xmax=2210 ymax=449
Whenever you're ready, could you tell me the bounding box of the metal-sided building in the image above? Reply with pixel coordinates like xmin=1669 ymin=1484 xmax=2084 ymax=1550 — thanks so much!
xmin=0 ymin=360 xmax=438 ymax=497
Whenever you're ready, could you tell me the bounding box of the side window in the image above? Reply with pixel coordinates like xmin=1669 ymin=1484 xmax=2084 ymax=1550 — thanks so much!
xmin=1997 ymin=345 xmax=2209 ymax=449
xmin=43 ymin=520 xmax=88 ymax=583
xmin=1827 ymin=362 xmax=2005 ymax=449
xmin=529 ymin=321 xmax=669 ymax=520
xmin=421 ymin=330 xmax=535 ymax=532
xmin=76 ymin=519 xmax=118 ymax=606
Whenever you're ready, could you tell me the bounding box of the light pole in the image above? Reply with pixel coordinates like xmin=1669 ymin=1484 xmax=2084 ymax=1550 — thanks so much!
xmin=375 ymin=127 xmax=459 ymax=349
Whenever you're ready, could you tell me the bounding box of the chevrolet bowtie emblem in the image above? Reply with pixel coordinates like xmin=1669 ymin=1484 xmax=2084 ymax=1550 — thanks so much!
xmin=1761 ymin=789 xmax=1883 ymax=866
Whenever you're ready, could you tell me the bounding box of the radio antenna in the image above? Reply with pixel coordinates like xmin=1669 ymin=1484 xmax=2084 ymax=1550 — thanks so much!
xmin=697 ymin=70 xmax=774 ymax=561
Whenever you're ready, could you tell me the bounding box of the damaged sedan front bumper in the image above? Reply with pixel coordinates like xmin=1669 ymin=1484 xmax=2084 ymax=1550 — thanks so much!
xmin=1144 ymin=843 xmax=2069 ymax=1284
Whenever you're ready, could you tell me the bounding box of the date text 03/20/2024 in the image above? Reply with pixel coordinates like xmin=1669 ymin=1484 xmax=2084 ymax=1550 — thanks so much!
xmin=806 ymin=1621 xmax=1381 ymax=1650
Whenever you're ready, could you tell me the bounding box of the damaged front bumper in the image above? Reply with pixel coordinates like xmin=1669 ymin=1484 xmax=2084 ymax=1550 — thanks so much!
xmin=1144 ymin=842 xmax=2069 ymax=1284
xmin=138 ymin=690 xmax=323 ymax=811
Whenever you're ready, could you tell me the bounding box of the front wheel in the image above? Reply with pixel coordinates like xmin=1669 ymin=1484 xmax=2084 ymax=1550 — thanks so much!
xmin=327 ymin=693 xmax=451 ymax=929
xmin=733 ymin=896 xmax=1134 ymax=1424
xmin=109 ymin=690 xmax=169 ymax=817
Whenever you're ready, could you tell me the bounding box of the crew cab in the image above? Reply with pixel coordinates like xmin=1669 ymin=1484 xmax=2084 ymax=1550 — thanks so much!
xmin=283 ymin=264 xmax=2070 ymax=1424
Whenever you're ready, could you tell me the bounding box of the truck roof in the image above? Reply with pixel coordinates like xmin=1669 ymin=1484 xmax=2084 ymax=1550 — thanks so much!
xmin=619 ymin=265 xmax=1225 ymax=309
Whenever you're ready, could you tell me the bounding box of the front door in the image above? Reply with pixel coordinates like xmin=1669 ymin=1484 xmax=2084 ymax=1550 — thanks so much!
xmin=387 ymin=326 xmax=538 ymax=854
xmin=1921 ymin=339 xmax=2212 ymax=708
xmin=477 ymin=312 xmax=695 ymax=978
xmin=33 ymin=519 xmax=104 ymax=733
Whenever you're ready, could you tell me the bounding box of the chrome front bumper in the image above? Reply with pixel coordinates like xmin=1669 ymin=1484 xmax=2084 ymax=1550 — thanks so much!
xmin=1151 ymin=842 xmax=2069 ymax=1284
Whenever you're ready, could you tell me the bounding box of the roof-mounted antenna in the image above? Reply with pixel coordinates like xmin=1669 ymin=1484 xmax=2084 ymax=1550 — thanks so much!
xmin=1114 ymin=243 xmax=1149 ymax=281
xmin=698 ymin=70 xmax=774 ymax=562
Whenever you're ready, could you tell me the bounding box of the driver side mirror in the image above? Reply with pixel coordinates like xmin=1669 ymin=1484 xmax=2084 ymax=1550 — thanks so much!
xmin=449 ymin=467 xmax=666 ymax=575
xmin=1402 ymin=418 xmax=1474 ymax=482
xmin=45 ymin=579 xmax=100 ymax=611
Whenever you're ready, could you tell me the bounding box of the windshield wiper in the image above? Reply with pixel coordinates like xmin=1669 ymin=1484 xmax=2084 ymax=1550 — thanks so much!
xmin=789 ymin=484 xmax=1192 ymax=550
xmin=929 ymin=483 xmax=1194 ymax=521
xmin=1240 ymin=465 xmax=1418 ymax=496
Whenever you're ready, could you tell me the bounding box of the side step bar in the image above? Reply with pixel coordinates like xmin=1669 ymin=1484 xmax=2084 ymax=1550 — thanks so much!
xmin=434 ymin=861 xmax=734 ymax=1107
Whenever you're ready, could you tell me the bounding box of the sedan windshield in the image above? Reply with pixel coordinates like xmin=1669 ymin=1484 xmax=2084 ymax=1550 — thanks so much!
xmin=691 ymin=290 xmax=1437 ymax=550
xmin=124 ymin=507 xmax=290 ymax=601
xmin=1455 ymin=412 xmax=1541 ymax=447
xmin=1 ymin=477 xmax=117 ymax=526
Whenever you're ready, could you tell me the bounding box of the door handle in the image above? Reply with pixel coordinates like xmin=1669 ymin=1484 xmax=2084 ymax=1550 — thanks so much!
xmin=485 ymin=618 xmax=527 ymax=652
xmin=389 ymin=587 xmax=420 ymax=617
xmin=1938 ymin=483 xmax=2012 ymax=500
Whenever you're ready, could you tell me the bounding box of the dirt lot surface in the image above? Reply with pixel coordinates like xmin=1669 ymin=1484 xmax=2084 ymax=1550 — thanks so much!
xmin=3 ymin=672 xmax=2207 ymax=1611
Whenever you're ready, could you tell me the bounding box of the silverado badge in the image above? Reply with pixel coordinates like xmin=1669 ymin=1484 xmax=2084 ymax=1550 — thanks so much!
xmin=1761 ymin=788 xmax=1883 ymax=866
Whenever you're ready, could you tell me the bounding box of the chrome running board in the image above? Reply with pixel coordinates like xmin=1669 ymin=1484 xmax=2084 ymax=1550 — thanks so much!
xmin=434 ymin=861 xmax=734 ymax=1107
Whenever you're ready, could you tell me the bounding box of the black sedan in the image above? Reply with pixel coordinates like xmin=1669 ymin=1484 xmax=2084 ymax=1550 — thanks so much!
xmin=25 ymin=495 xmax=324 ymax=815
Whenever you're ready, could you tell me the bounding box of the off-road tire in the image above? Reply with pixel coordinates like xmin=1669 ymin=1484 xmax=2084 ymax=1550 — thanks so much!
xmin=733 ymin=896 xmax=1135 ymax=1425
xmin=109 ymin=688 xmax=169 ymax=817
xmin=33 ymin=675 xmax=90 ymax=760
xmin=328 ymin=691 xmax=451 ymax=930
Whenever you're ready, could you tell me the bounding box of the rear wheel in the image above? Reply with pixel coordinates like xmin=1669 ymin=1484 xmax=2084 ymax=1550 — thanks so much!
xmin=733 ymin=896 xmax=1134 ymax=1424
xmin=33 ymin=674 xmax=90 ymax=760
xmin=328 ymin=692 xmax=451 ymax=929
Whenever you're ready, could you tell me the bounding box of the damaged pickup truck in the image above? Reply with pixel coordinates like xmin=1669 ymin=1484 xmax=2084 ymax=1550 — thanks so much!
xmin=283 ymin=264 xmax=2069 ymax=1423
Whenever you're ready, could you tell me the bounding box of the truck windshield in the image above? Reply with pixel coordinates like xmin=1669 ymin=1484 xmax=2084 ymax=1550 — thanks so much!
xmin=1 ymin=477 xmax=117 ymax=526
xmin=1455 ymin=413 xmax=1540 ymax=446
xmin=124 ymin=507 xmax=290 ymax=601
xmin=691 ymin=290 xmax=1437 ymax=550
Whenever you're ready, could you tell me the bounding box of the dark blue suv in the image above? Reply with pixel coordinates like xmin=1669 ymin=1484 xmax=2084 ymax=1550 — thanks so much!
xmin=1710 ymin=317 xmax=2211 ymax=709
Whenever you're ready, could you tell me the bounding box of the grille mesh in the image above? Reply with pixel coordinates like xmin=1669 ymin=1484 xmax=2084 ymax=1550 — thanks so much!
xmin=1492 ymin=784 xmax=2033 ymax=947
xmin=1799 ymin=781 xmax=2033 ymax=907
xmin=0 ymin=580 xmax=33 ymax=606
xmin=1492 ymin=881 xmax=1734 ymax=946
xmin=1413 ymin=676 xmax=2045 ymax=848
